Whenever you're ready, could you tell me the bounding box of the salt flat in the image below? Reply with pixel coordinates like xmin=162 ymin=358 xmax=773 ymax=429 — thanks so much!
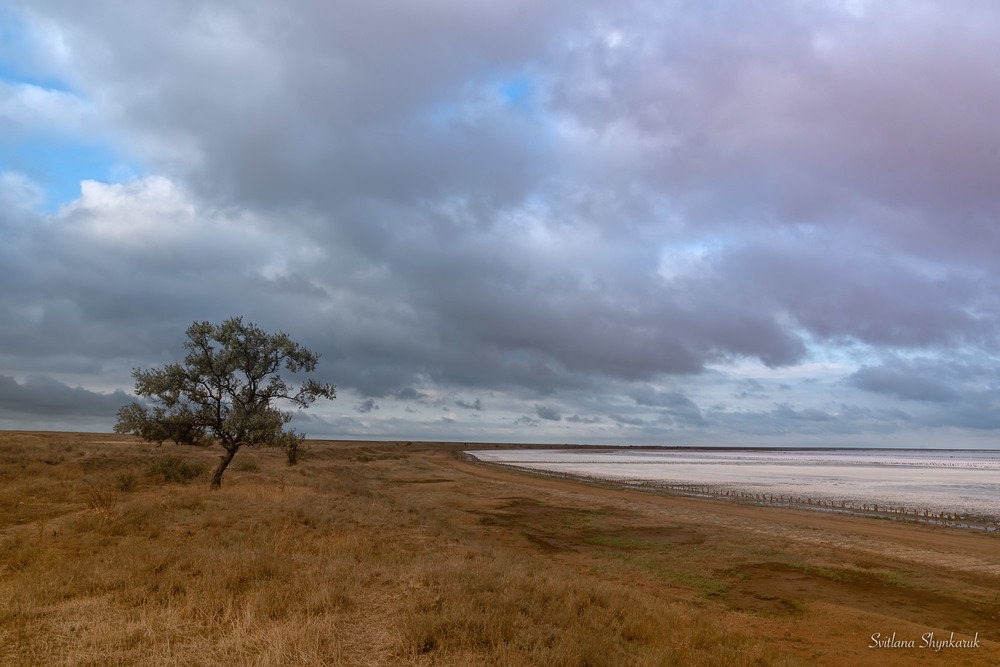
xmin=469 ymin=448 xmax=1000 ymax=525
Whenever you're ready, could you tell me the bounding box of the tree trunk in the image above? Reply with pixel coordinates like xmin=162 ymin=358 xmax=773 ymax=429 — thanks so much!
xmin=210 ymin=445 xmax=239 ymax=489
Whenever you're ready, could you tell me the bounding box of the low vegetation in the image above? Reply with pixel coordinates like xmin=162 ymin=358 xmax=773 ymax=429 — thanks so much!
xmin=144 ymin=455 xmax=208 ymax=484
xmin=0 ymin=432 xmax=996 ymax=665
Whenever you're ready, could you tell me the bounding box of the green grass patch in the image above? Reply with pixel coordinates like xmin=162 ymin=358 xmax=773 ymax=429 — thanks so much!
xmin=780 ymin=597 xmax=807 ymax=614
xmin=585 ymin=535 xmax=663 ymax=550
xmin=670 ymin=571 xmax=732 ymax=598
xmin=599 ymin=551 xmax=731 ymax=599
xmin=807 ymin=566 xmax=857 ymax=584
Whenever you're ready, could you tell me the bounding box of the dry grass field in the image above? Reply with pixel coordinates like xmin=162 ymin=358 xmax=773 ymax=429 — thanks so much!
xmin=1 ymin=431 xmax=997 ymax=666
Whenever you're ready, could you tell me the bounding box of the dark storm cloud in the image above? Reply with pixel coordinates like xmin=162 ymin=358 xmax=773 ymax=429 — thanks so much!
xmin=535 ymin=405 xmax=561 ymax=422
xmin=631 ymin=387 xmax=697 ymax=409
xmin=455 ymin=397 xmax=483 ymax=411
xmin=611 ymin=414 xmax=645 ymax=427
xmin=630 ymin=386 xmax=706 ymax=426
xmin=566 ymin=415 xmax=601 ymax=424
xmin=698 ymin=403 xmax=877 ymax=440
xmin=19 ymin=0 xmax=576 ymax=210
xmin=846 ymin=356 xmax=1000 ymax=430
xmin=0 ymin=374 xmax=130 ymax=418
xmin=0 ymin=177 xmax=336 ymax=392
xmin=849 ymin=360 xmax=960 ymax=403
xmin=713 ymin=234 xmax=995 ymax=350
xmin=935 ymin=397 xmax=1000 ymax=431
xmin=733 ymin=379 xmax=768 ymax=400
xmin=392 ymin=387 xmax=429 ymax=401
xmin=7 ymin=0 xmax=1000 ymax=442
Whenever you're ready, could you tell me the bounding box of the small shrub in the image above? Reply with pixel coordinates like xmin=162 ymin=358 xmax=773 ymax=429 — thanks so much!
xmin=85 ymin=485 xmax=119 ymax=516
xmin=233 ymin=460 xmax=259 ymax=473
xmin=113 ymin=471 xmax=137 ymax=492
xmin=284 ymin=438 xmax=300 ymax=466
xmin=1 ymin=533 xmax=38 ymax=571
xmin=145 ymin=456 xmax=207 ymax=483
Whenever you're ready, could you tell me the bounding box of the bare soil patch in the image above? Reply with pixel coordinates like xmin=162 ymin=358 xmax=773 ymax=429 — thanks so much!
xmin=726 ymin=561 xmax=998 ymax=632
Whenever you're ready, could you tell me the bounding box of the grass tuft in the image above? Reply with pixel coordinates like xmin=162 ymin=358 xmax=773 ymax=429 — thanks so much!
xmin=144 ymin=456 xmax=207 ymax=483
xmin=113 ymin=471 xmax=137 ymax=492
xmin=233 ymin=460 xmax=260 ymax=473
xmin=85 ymin=484 xmax=119 ymax=517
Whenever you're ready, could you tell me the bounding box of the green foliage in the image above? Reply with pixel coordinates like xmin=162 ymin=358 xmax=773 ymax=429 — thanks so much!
xmin=144 ymin=456 xmax=207 ymax=483
xmin=114 ymin=402 xmax=206 ymax=446
xmin=283 ymin=432 xmax=301 ymax=466
xmin=115 ymin=317 xmax=336 ymax=488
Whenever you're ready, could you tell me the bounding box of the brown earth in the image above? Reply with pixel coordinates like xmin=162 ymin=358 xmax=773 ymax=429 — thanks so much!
xmin=422 ymin=446 xmax=1000 ymax=665
xmin=1 ymin=432 xmax=998 ymax=666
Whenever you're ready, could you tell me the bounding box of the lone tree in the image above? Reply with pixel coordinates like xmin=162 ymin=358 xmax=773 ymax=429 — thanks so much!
xmin=115 ymin=317 xmax=336 ymax=489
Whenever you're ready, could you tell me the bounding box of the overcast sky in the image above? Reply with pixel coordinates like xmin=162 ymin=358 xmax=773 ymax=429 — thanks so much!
xmin=3 ymin=0 xmax=1000 ymax=447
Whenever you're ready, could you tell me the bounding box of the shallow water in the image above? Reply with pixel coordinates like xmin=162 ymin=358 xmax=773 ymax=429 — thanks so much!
xmin=467 ymin=448 xmax=1000 ymax=525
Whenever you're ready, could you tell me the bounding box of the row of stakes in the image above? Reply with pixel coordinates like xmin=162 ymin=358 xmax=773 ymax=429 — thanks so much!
xmin=653 ymin=483 xmax=1000 ymax=530
xmin=480 ymin=463 xmax=1000 ymax=531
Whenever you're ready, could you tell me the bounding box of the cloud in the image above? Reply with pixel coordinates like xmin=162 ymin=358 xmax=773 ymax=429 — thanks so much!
xmin=845 ymin=356 xmax=1000 ymax=430
xmin=0 ymin=374 xmax=130 ymax=420
xmin=611 ymin=414 xmax=645 ymax=427
xmin=733 ymin=379 xmax=768 ymax=400
xmin=630 ymin=387 xmax=706 ymax=426
xmin=456 ymin=397 xmax=483 ymax=411
xmin=712 ymin=233 xmax=995 ymax=350
xmin=0 ymin=171 xmax=45 ymax=210
xmin=849 ymin=360 xmax=960 ymax=403
xmin=566 ymin=414 xmax=601 ymax=424
xmin=0 ymin=78 xmax=92 ymax=132
xmin=773 ymin=403 xmax=836 ymax=423
xmin=392 ymin=387 xmax=429 ymax=401
xmin=4 ymin=1 xmax=1000 ymax=446
xmin=535 ymin=405 xmax=561 ymax=421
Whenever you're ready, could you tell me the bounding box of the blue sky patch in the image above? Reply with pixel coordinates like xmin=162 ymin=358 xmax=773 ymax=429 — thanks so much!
xmin=0 ymin=10 xmax=140 ymax=211
xmin=498 ymin=74 xmax=535 ymax=109
xmin=0 ymin=8 xmax=75 ymax=94
xmin=1 ymin=136 xmax=140 ymax=212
